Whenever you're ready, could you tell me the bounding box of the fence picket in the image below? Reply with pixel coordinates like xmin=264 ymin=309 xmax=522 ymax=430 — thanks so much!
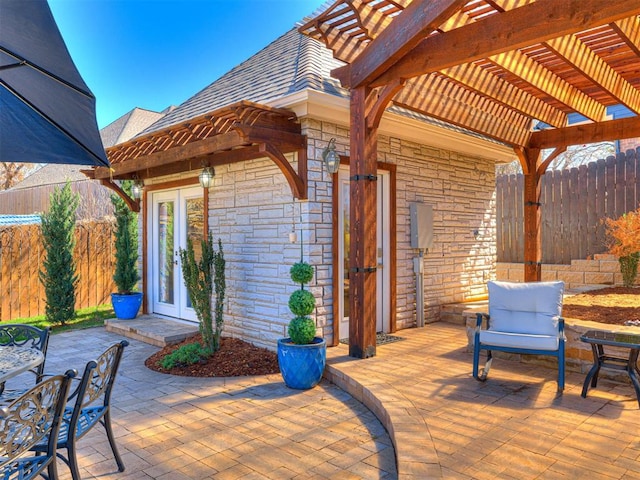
xmin=0 ymin=220 xmax=116 ymax=322
xmin=498 ymin=148 xmax=640 ymax=264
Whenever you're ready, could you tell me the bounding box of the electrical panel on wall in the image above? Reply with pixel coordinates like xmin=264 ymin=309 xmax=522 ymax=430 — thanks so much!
xmin=410 ymin=203 xmax=434 ymax=250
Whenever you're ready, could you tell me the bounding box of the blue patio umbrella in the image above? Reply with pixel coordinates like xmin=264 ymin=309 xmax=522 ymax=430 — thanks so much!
xmin=0 ymin=0 xmax=109 ymax=167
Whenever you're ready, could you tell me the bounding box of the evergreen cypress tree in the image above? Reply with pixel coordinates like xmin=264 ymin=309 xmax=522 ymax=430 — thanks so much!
xmin=111 ymin=181 xmax=139 ymax=293
xmin=39 ymin=182 xmax=79 ymax=325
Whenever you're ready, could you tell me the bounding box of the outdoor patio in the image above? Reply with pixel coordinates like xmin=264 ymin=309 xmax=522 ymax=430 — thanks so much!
xmin=41 ymin=323 xmax=639 ymax=479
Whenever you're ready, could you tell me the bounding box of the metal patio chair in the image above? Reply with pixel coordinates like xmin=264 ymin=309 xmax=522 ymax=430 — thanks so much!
xmin=473 ymin=280 xmax=566 ymax=391
xmin=0 ymin=369 xmax=76 ymax=480
xmin=0 ymin=324 xmax=51 ymax=398
xmin=32 ymin=340 xmax=129 ymax=480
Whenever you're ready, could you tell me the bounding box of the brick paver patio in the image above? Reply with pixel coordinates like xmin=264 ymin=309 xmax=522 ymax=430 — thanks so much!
xmin=38 ymin=323 xmax=640 ymax=479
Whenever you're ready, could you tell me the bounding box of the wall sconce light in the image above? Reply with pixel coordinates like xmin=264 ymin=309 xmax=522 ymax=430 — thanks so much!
xmin=131 ymin=180 xmax=143 ymax=200
xmin=199 ymin=166 xmax=215 ymax=188
xmin=322 ymin=138 xmax=340 ymax=174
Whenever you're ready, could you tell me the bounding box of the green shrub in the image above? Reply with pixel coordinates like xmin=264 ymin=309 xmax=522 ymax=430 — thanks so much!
xmin=290 ymin=262 xmax=314 ymax=285
xmin=179 ymin=235 xmax=225 ymax=353
xmin=288 ymin=316 xmax=316 ymax=345
xmin=39 ymin=181 xmax=79 ymax=326
xmin=160 ymin=342 xmax=210 ymax=369
xmin=288 ymin=289 xmax=316 ymax=316
xmin=619 ymin=252 xmax=640 ymax=287
xmin=111 ymin=181 xmax=139 ymax=294
xmin=286 ymin=258 xmax=318 ymax=344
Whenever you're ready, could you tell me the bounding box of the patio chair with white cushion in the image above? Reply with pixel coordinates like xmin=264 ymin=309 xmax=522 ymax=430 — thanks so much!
xmin=472 ymin=280 xmax=566 ymax=391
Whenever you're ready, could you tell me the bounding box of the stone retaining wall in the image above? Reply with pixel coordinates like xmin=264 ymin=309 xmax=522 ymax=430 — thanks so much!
xmin=497 ymin=253 xmax=637 ymax=289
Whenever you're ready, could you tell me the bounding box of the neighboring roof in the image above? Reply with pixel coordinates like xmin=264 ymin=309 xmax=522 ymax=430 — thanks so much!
xmin=0 ymin=214 xmax=41 ymax=226
xmin=145 ymin=28 xmax=346 ymax=133
xmin=100 ymin=107 xmax=167 ymax=147
xmin=10 ymin=163 xmax=87 ymax=189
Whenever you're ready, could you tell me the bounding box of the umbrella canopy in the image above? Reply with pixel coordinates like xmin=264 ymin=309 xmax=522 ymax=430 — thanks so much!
xmin=0 ymin=0 xmax=109 ymax=167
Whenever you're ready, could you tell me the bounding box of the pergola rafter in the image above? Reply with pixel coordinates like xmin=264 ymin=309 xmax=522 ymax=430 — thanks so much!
xmin=299 ymin=0 xmax=640 ymax=358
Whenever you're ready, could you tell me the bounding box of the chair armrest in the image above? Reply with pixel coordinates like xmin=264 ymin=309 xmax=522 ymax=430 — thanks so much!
xmin=558 ymin=317 xmax=565 ymax=340
xmin=476 ymin=312 xmax=489 ymax=326
xmin=476 ymin=312 xmax=489 ymax=331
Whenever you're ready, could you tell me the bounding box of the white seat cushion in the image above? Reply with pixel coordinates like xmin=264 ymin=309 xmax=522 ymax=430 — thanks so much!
xmin=479 ymin=330 xmax=559 ymax=351
xmin=488 ymin=280 xmax=564 ymax=336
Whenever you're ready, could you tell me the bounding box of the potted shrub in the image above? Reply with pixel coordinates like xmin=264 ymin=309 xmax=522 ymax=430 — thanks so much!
xmin=277 ymin=261 xmax=326 ymax=389
xmin=110 ymin=183 xmax=142 ymax=319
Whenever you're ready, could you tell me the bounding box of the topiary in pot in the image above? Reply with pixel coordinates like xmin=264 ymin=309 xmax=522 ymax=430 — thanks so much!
xmin=278 ymin=261 xmax=326 ymax=389
xmin=110 ymin=181 xmax=142 ymax=319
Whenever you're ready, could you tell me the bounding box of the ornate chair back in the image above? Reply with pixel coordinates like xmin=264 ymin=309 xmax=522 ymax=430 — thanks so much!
xmin=33 ymin=340 xmax=129 ymax=480
xmin=0 ymin=370 xmax=76 ymax=480
xmin=0 ymin=324 xmax=51 ymax=384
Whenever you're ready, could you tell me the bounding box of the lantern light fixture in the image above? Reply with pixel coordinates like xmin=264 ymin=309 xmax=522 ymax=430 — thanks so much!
xmin=322 ymin=138 xmax=340 ymax=174
xmin=199 ymin=166 xmax=215 ymax=188
xmin=131 ymin=180 xmax=143 ymax=200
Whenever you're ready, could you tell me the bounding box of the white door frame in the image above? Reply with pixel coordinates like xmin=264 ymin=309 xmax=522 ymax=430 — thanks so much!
xmin=337 ymin=168 xmax=391 ymax=340
xmin=148 ymin=186 xmax=202 ymax=321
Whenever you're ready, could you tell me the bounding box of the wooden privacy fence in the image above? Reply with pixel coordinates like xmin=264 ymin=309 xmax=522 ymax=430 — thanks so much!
xmin=497 ymin=148 xmax=640 ymax=264
xmin=0 ymin=220 xmax=116 ymax=321
xmin=0 ymin=180 xmax=114 ymax=220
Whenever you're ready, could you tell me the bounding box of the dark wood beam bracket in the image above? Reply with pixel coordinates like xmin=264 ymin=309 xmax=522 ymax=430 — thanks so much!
xmin=99 ymin=179 xmax=140 ymax=213
xmin=258 ymin=143 xmax=307 ymax=200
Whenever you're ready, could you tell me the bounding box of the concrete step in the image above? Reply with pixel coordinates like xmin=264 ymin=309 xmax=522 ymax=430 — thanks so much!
xmin=105 ymin=315 xmax=199 ymax=347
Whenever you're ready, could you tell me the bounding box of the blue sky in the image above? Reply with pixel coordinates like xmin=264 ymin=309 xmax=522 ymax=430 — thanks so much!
xmin=48 ymin=0 xmax=327 ymax=129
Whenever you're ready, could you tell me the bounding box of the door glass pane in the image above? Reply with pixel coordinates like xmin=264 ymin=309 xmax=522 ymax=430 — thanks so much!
xmin=158 ymin=201 xmax=175 ymax=304
xmin=185 ymin=197 xmax=204 ymax=309
xmin=342 ymin=181 xmax=350 ymax=319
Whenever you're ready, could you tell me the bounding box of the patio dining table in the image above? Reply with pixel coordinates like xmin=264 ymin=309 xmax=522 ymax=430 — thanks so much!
xmin=0 ymin=346 xmax=44 ymax=385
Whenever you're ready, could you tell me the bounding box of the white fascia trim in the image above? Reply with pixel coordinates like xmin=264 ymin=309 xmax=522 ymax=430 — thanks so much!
xmin=268 ymin=90 xmax=517 ymax=163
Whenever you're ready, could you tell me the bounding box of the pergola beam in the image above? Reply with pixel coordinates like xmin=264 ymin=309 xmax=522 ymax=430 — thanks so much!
xmin=529 ymin=116 xmax=640 ymax=150
xmin=440 ymin=63 xmax=567 ymax=129
xmin=343 ymin=0 xmax=640 ymax=88
xmin=338 ymin=0 xmax=467 ymax=88
xmin=393 ymin=75 xmax=533 ymax=146
xmin=489 ymin=50 xmax=607 ymax=122
xmin=544 ymin=34 xmax=640 ymax=116
xmin=611 ymin=17 xmax=640 ymax=57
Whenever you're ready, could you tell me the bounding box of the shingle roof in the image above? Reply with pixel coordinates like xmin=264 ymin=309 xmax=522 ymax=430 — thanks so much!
xmin=146 ymin=29 xmax=346 ymax=133
xmin=10 ymin=163 xmax=87 ymax=189
xmin=141 ymin=28 xmax=504 ymax=148
xmin=100 ymin=107 xmax=167 ymax=147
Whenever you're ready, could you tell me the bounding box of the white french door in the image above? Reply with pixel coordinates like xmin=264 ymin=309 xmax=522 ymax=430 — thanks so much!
xmin=150 ymin=187 xmax=204 ymax=321
xmin=337 ymin=168 xmax=390 ymax=341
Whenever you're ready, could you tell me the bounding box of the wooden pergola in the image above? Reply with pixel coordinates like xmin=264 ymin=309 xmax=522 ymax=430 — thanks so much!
xmin=85 ymin=101 xmax=308 ymax=210
xmin=299 ymin=0 xmax=640 ymax=358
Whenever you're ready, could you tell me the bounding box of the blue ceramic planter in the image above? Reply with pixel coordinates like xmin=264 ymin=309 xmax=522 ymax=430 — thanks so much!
xmin=277 ymin=337 xmax=326 ymax=389
xmin=111 ymin=292 xmax=143 ymax=320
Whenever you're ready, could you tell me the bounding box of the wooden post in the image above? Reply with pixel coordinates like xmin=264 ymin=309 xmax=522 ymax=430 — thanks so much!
xmin=522 ymin=148 xmax=543 ymax=282
xmin=349 ymin=86 xmax=378 ymax=358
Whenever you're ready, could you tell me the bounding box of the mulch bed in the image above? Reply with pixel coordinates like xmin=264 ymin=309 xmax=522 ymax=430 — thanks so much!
xmin=145 ymin=334 xmax=280 ymax=377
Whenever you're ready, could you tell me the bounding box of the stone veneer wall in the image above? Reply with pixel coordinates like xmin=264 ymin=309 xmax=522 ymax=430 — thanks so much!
xmin=146 ymin=119 xmax=498 ymax=350
xmin=497 ymin=253 xmax=637 ymax=289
